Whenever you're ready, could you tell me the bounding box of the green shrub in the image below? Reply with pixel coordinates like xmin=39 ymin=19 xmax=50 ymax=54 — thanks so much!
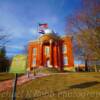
xmin=63 ymin=66 xmax=76 ymax=72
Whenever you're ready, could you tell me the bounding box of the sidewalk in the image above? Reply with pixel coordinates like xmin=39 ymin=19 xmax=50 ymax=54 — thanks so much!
xmin=0 ymin=73 xmax=50 ymax=93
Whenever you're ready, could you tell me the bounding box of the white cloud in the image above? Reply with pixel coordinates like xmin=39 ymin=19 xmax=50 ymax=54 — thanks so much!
xmin=50 ymin=16 xmax=59 ymax=24
xmin=0 ymin=3 xmax=29 ymax=39
xmin=38 ymin=16 xmax=59 ymax=25
xmin=29 ymin=28 xmax=37 ymax=35
xmin=6 ymin=45 xmax=25 ymax=50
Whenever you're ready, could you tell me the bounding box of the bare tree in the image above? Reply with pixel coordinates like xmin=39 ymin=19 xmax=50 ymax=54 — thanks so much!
xmin=0 ymin=28 xmax=10 ymax=47
xmin=66 ymin=0 xmax=100 ymax=71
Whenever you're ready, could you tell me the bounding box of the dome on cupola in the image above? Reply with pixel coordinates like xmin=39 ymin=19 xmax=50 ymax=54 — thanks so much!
xmin=44 ymin=28 xmax=54 ymax=34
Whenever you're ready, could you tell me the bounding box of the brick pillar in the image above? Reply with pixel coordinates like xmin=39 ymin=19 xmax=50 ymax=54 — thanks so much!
xmin=50 ymin=39 xmax=53 ymax=67
xmin=58 ymin=41 xmax=62 ymax=70
xmin=28 ymin=46 xmax=32 ymax=70
xmin=40 ymin=41 xmax=43 ymax=67
xmin=28 ymin=46 xmax=31 ymax=70
xmin=55 ymin=42 xmax=58 ymax=68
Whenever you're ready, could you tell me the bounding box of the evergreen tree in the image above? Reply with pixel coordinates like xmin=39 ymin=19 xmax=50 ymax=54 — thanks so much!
xmin=0 ymin=46 xmax=10 ymax=72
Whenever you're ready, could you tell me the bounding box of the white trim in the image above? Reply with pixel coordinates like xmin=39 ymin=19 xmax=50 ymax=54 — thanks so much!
xmin=62 ymin=44 xmax=67 ymax=54
xmin=63 ymin=56 xmax=68 ymax=65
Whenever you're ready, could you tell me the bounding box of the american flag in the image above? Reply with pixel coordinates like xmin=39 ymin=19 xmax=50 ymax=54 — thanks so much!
xmin=39 ymin=23 xmax=48 ymax=28
xmin=38 ymin=23 xmax=48 ymax=34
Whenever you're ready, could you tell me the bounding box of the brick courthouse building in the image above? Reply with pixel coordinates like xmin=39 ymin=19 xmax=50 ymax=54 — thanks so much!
xmin=28 ymin=30 xmax=74 ymax=70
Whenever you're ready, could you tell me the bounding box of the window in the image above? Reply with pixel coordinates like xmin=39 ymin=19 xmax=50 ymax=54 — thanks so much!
xmin=33 ymin=48 xmax=37 ymax=56
xmin=32 ymin=58 xmax=36 ymax=66
xmin=45 ymin=46 xmax=50 ymax=56
xmin=96 ymin=13 xmax=100 ymax=18
xmin=62 ymin=45 xmax=67 ymax=53
xmin=63 ymin=56 xmax=68 ymax=65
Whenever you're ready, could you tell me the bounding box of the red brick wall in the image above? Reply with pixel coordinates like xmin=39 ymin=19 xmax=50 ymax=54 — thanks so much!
xmin=28 ymin=36 xmax=74 ymax=70
xmin=61 ymin=37 xmax=74 ymax=67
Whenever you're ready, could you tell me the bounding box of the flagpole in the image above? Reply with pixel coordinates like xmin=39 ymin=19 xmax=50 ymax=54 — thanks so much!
xmin=38 ymin=23 xmax=42 ymax=37
xmin=38 ymin=23 xmax=41 ymax=69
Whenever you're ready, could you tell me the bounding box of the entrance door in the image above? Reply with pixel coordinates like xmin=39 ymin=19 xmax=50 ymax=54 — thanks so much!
xmin=46 ymin=59 xmax=50 ymax=67
xmin=44 ymin=46 xmax=52 ymax=68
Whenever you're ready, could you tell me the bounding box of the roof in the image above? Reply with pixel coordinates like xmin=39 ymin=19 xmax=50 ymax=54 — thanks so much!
xmin=39 ymin=33 xmax=60 ymax=42
xmin=28 ymin=33 xmax=73 ymax=43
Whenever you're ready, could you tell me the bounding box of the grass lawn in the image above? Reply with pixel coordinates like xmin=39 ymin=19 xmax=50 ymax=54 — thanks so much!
xmin=0 ymin=73 xmax=14 ymax=81
xmin=0 ymin=73 xmax=24 ymax=82
xmin=0 ymin=72 xmax=100 ymax=100
xmin=33 ymin=67 xmax=61 ymax=74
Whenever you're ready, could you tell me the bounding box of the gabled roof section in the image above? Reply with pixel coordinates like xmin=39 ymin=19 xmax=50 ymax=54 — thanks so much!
xmin=39 ymin=33 xmax=60 ymax=41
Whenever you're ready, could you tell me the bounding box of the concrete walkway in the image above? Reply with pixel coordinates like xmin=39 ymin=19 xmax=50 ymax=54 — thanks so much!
xmin=0 ymin=73 xmax=50 ymax=93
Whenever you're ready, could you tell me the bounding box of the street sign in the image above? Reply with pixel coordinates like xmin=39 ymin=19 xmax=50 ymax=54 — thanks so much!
xmin=9 ymin=54 xmax=27 ymax=100
xmin=9 ymin=55 xmax=27 ymax=73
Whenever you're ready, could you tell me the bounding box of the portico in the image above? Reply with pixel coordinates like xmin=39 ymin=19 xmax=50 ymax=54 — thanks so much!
xmin=39 ymin=37 xmax=58 ymax=68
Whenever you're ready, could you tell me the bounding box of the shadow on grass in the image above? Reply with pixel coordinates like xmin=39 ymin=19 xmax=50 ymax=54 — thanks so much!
xmin=69 ymin=81 xmax=100 ymax=89
xmin=18 ymin=81 xmax=100 ymax=99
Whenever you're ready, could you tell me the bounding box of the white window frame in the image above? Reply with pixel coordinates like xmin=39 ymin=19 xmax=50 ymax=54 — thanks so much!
xmin=63 ymin=56 xmax=68 ymax=65
xmin=33 ymin=48 xmax=37 ymax=56
xmin=62 ymin=45 xmax=67 ymax=54
xmin=32 ymin=58 xmax=36 ymax=66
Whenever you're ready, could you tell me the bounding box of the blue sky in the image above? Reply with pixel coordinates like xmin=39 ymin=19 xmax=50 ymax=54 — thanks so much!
xmin=0 ymin=0 xmax=82 ymax=57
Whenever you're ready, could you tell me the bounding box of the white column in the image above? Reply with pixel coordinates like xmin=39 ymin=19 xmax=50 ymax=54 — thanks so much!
xmin=49 ymin=39 xmax=53 ymax=68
